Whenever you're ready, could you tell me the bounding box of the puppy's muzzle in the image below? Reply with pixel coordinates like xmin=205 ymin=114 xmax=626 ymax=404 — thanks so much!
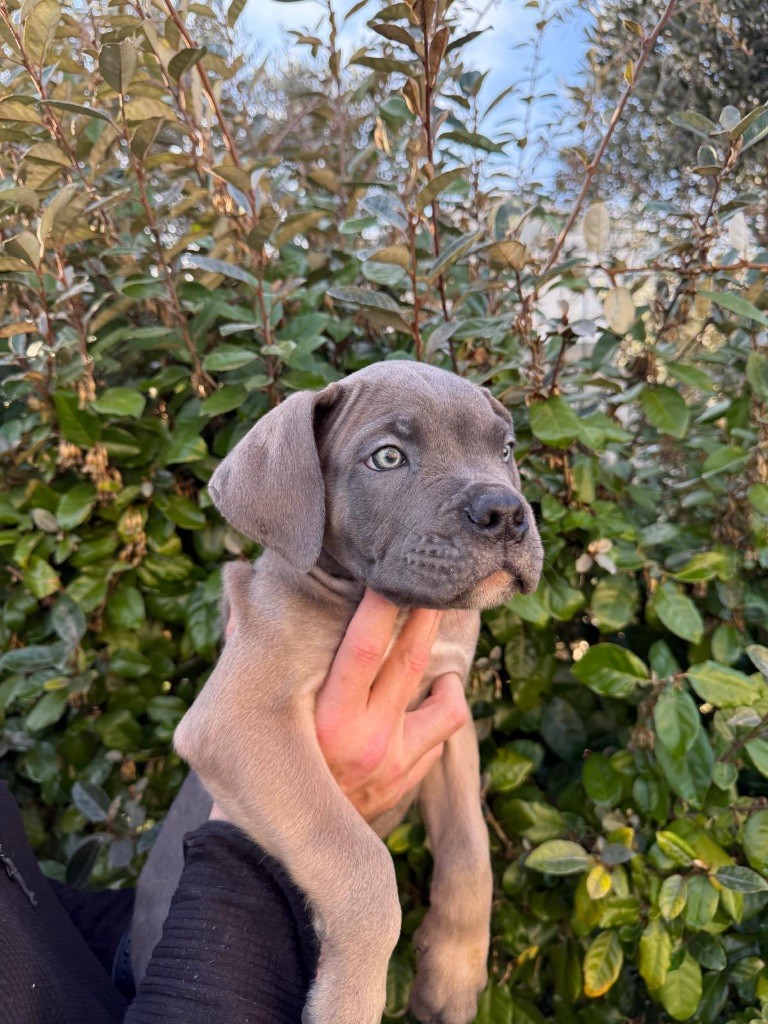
xmin=463 ymin=485 xmax=529 ymax=544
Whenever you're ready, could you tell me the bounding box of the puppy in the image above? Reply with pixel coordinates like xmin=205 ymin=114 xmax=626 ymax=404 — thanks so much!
xmin=168 ymin=362 xmax=542 ymax=1024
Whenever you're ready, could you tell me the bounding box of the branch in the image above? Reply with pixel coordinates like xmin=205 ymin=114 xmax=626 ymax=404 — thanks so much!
xmin=541 ymin=0 xmax=681 ymax=277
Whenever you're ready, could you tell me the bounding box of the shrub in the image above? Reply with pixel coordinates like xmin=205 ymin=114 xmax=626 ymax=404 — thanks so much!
xmin=1 ymin=1 xmax=768 ymax=1021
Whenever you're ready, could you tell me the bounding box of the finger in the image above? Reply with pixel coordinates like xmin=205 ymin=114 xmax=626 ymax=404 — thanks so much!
xmin=318 ymin=588 xmax=400 ymax=716
xmin=402 ymin=741 xmax=445 ymax=794
xmin=370 ymin=606 xmax=443 ymax=716
xmin=402 ymin=672 xmax=468 ymax=765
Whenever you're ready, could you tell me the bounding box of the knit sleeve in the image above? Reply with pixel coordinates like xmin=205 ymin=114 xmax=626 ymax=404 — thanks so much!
xmin=125 ymin=820 xmax=319 ymax=1024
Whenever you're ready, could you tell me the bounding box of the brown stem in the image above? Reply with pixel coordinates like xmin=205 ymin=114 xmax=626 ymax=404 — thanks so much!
xmin=161 ymin=0 xmax=257 ymax=219
xmin=117 ymin=95 xmax=212 ymax=393
xmin=541 ymin=0 xmax=681 ymax=278
xmin=417 ymin=0 xmax=456 ymax=372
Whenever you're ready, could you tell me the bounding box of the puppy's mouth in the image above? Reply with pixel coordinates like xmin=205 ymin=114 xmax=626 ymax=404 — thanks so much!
xmin=369 ymin=563 xmax=539 ymax=611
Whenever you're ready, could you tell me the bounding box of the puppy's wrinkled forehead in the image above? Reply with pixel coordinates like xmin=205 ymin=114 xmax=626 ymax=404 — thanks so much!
xmin=318 ymin=362 xmax=511 ymax=453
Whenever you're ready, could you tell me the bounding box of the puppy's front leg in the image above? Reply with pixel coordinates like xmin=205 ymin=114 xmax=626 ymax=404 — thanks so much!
xmin=409 ymin=712 xmax=492 ymax=1024
xmin=175 ymin=675 xmax=400 ymax=1024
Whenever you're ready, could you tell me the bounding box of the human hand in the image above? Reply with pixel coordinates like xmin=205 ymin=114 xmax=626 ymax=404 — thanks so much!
xmin=313 ymin=589 xmax=468 ymax=821
xmin=211 ymin=588 xmax=468 ymax=824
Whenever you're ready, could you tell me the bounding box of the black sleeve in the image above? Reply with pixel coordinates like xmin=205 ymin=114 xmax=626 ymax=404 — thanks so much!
xmin=0 ymin=781 xmax=129 ymax=1024
xmin=127 ymin=821 xmax=319 ymax=1024
xmin=0 ymin=783 xmax=318 ymax=1024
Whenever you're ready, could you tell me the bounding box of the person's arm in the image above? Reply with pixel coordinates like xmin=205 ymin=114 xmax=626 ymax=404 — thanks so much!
xmin=140 ymin=589 xmax=465 ymax=1024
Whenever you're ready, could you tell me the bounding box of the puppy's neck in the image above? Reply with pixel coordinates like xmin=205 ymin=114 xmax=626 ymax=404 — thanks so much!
xmin=308 ymin=550 xmax=365 ymax=603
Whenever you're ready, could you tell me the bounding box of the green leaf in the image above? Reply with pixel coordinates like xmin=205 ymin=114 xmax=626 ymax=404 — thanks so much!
xmin=475 ymin=984 xmax=512 ymax=1024
xmin=168 ymin=47 xmax=208 ymax=80
xmin=109 ymin=648 xmax=152 ymax=679
xmin=106 ymin=584 xmax=145 ymax=631
xmin=583 ymin=930 xmax=623 ymax=998
xmin=683 ymin=874 xmax=719 ymax=929
xmin=95 ymin=709 xmax=142 ymax=752
xmin=659 ymin=875 xmax=687 ymax=920
xmin=201 ymin=384 xmax=250 ymax=416
xmin=747 ymin=484 xmax=768 ymax=516
xmin=582 ymin=752 xmax=623 ymax=806
xmin=485 ymin=748 xmax=535 ymax=793
xmin=744 ymin=810 xmax=768 ymax=873
xmin=23 ymin=555 xmax=61 ymax=599
xmin=639 ymin=918 xmax=672 ymax=991
xmin=529 ymin=396 xmax=582 ymax=449
xmin=51 ymin=596 xmax=86 ymax=649
xmin=745 ymin=738 xmax=768 ymax=778
xmin=227 ymin=0 xmax=248 ymax=25
xmin=165 ymin=426 xmax=208 ymax=464
xmin=652 ymin=585 xmax=704 ymax=643
xmin=179 ymin=254 xmax=259 ymax=288
xmin=668 ymin=110 xmax=717 ymax=139
xmin=90 ymin=387 xmax=146 ymax=418
xmin=591 ymin=575 xmax=637 ymax=631
xmin=746 ymin=352 xmax=768 ymax=402
xmin=53 ymin=391 xmax=102 ymax=446
xmin=715 ymin=865 xmax=768 ymax=893
xmin=712 ymin=760 xmax=738 ymax=789
xmin=742 ymin=107 xmax=768 ymax=151
xmin=672 ymin=551 xmax=727 ymax=583
xmin=0 ymin=644 xmax=58 ymax=673
xmin=416 ymin=166 xmax=468 ymax=212
xmin=427 ymin=230 xmax=484 ymax=281
xmin=655 ymin=725 xmax=713 ymax=808
xmin=656 ymin=831 xmax=697 ymax=867
xmin=699 ymin=290 xmax=768 ymax=328
xmin=526 ymin=840 xmax=591 ymax=875
xmin=572 ymin=643 xmax=648 ymax=697
xmin=656 ymin=953 xmax=702 ymax=1020
xmin=202 ymin=345 xmax=259 ymax=372
xmin=71 ymin=781 xmax=110 ymax=823
xmin=23 ymin=0 xmax=60 ymax=64
xmin=686 ymin=661 xmax=761 ymax=707
xmin=38 ymin=100 xmax=114 ymax=124
xmin=688 ymin=933 xmax=727 ymax=972
xmin=99 ymin=40 xmax=138 ymax=93
xmin=640 ymin=386 xmax=689 ymax=439
xmin=653 ymin=686 xmax=700 ymax=758
xmin=56 ymin=484 xmax=97 ymax=530
xmin=747 ymin=644 xmax=768 ymax=681
xmin=25 ymin=689 xmax=68 ymax=731
xmin=441 ymin=128 xmax=505 ymax=154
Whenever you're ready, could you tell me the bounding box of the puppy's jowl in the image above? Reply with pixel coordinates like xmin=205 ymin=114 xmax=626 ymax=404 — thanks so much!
xmin=174 ymin=363 xmax=543 ymax=1024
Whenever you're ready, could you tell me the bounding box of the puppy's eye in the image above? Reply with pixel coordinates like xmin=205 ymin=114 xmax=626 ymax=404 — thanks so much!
xmin=502 ymin=442 xmax=515 ymax=463
xmin=367 ymin=446 xmax=406 ymax=471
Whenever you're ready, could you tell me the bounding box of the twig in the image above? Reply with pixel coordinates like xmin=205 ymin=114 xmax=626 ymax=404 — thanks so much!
xmin=541 ymin=0 xmax=681 ymax=277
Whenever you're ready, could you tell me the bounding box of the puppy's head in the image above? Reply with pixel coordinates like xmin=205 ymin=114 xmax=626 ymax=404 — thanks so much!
xmin=209 ymin=362 xmax=543 ymax=610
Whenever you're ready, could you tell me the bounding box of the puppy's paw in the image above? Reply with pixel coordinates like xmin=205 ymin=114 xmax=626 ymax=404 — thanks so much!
xmin=409 ymin=918 xmax=488 ymax=1024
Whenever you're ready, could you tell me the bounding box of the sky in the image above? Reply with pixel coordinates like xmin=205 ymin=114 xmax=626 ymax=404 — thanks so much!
xmin=241 ymin=0 xmax=592 ymax=184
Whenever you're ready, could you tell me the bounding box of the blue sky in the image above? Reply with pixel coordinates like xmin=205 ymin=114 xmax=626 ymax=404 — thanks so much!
xmin=241 ymin=0 xmax=591 ymax=183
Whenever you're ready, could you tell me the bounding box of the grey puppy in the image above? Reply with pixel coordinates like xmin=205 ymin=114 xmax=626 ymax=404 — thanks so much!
xmin=133 ymin=361 xmax=543 ymax=1024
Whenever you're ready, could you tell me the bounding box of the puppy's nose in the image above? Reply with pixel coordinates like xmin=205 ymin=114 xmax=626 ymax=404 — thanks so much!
xmin=465 ymin=490 xmax=528 ymax=542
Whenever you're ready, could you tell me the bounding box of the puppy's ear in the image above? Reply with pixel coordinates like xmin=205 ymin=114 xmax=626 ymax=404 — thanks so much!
xmin=481 ymin=387 xmax=514 ymax=427
xmin=208 ymin=386 xmax=338 ymax=573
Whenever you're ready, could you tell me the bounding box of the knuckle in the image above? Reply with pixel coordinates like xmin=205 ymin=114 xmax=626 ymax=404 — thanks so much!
xmin=346 ymin=635 xmax=385 ymax=669
xmin=356 ymin=737 xmax=387 ymax=775
xmin=443 ymin=696 xmax=469 ymax=733
xmin=403 ymin=641 xmax=431 ymax=677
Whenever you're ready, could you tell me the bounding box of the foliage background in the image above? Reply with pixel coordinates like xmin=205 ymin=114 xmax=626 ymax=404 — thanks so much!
xmin=2 ymin=0 xmax=768 ymax=1021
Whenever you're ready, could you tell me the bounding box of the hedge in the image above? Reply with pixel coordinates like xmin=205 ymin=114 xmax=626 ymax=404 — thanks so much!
xmin=1 ymin=1 xmax=768 ymax=1021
